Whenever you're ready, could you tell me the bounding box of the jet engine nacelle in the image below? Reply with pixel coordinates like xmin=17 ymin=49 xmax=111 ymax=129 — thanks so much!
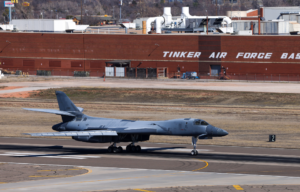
xmin=72 ymin=136 xmax=116 ymax=143
xmin=52 ymin=122 xmax=67 ymax=131
xmin=72 ymin=134 xmax=150 ymax=143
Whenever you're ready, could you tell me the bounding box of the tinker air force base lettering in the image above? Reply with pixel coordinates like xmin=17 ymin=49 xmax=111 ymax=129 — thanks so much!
xmin=163 ymin=51 xmax=300 ymax=60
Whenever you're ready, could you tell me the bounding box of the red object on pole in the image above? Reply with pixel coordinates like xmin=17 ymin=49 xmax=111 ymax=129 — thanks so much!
xmin=104 ymin=76 xmax=105 ymax=81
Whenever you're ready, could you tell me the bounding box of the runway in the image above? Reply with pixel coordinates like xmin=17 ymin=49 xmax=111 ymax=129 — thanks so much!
xmin=0 ymin=137 xmax=299 ymax=191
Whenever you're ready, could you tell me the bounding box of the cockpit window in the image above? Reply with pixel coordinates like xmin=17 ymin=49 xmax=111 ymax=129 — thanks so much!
xmin=194 ymin=120 xmax=201 ymax=125
xmin=201 ymin=121 xmax=209 ymax=125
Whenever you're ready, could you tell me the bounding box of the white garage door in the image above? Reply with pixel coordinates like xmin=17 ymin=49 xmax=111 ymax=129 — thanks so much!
xmin=115 ymin=67 xmax=125 ymax=77
xmin=105 ymin=67 xmax=114 ymax=77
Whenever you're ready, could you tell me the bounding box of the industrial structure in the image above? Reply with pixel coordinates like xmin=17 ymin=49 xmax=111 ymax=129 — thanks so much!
xmin=1 ymin=6 xmax=300 ymax=80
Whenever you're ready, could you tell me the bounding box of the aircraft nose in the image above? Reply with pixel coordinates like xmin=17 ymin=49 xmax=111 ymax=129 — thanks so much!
xmin=220 ymin=129 xmax=228 ymax=136
xmin=206 ymin=125 xmax=228 ymax=137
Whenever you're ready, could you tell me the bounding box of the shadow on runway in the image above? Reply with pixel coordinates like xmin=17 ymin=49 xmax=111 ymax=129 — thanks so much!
xmin=0 ymin=144 xmax=300 ymax=164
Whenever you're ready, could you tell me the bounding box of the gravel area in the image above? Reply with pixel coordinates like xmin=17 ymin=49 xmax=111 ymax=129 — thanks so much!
xmin=0 ymin=163 xmax=88 ymax=183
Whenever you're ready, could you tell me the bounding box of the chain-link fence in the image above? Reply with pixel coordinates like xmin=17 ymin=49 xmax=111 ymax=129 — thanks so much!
xmin=3 ymin=68 xmax=300 ymax=82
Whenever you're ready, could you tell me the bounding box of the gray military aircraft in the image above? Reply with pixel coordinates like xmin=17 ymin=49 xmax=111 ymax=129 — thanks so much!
xmin=24 ymin=91 xmax=228 ymax=156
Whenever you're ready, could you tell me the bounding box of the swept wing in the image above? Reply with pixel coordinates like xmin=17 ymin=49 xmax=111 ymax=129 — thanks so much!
xmin=23 ymin=108 xmax=76 ymax=116
xmin=23 ymin=131 xmax=118 ymax=137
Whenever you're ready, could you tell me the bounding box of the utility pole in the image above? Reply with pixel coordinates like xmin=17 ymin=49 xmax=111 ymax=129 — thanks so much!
xmin=215 ymin=0 xmax=218 ymax=16
xmin=119 ymin=0 xmax=122 ymax=21
xmin=231 ymin=0 xmax=233 ymax=19
xmin=81 ymin=0 xmax=83 ymax=24
xmin=113 ymin=6 xmax=115 ymax=19
xmin=9 ymin=7 xmax=11 ymax=23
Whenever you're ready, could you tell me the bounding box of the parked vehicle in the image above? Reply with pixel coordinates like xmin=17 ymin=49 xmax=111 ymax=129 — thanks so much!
xmin=181 ymin=72 xmax=200 ymax=80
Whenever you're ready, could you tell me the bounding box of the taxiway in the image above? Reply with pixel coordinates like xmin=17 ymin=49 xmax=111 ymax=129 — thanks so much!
xmin=0 ymin=137 xmax=299 ymax=191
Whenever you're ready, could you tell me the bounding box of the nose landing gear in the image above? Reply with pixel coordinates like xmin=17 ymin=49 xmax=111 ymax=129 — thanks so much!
xmin=191 ymin=136 xmax=198 ymax=156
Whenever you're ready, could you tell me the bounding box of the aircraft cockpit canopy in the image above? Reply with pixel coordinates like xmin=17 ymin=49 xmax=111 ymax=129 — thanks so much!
xmin=194 ymin=119 xmax=209 ymax=126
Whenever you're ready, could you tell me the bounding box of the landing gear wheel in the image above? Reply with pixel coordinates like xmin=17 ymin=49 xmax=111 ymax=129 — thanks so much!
xmin=126 ymin=145 xmax=132 ymax=152
xmin=136 ymin=145 xmax=141 ymax=152
xmin=191 ymin=150 xmax=195 ymax=156
xmin=113 ymin=147 xmax=119 ymax=153
xmin=108 ymin=146 xmax=113 ymax=153
xmin=131 ymin=145 xmax=136 ymax=152
xmin=191 ymin=150 xmax=198 ymax=156
xmin=118 ymin=146 xmax=123 ymax=153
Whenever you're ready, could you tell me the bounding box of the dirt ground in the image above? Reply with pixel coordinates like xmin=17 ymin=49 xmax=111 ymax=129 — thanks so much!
xmin=0 ymin=86 xmax=300 ymax=148
xmin=0 ymin=163 xmax=88 ymax=183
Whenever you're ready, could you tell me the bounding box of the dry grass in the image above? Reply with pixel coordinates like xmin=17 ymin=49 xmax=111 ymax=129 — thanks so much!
xmin=29 ymin=87 xmax=300 ymax=107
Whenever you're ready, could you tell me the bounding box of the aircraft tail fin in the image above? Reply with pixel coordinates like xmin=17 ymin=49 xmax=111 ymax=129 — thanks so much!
xmin=55 ymin=91 xmax=79 ymax=112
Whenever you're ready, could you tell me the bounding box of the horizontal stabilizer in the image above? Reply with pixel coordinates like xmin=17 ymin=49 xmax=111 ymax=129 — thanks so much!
xmin=23 ymin=108 xmax=76 ymax=116
xmin=24 ymin=131 xmax=118 ymax=137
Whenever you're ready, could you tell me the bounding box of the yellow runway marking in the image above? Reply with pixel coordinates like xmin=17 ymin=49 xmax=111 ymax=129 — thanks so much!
xmin=0 ymin=182 xmax=6 ymax=184
xmin=192 ymin=159 xmax=209 ymax=171
xmin=233 ymin=185 xmax=244 ymax=190
xmin=133 ymin=189 xmax=155 ymax=192
xmin=78 ymin=167 xmax=92 ymax=176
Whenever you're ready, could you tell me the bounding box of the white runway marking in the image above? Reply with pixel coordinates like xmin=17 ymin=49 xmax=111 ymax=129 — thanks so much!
xmin=0 ymin=152 xmax=100 ymax=160
xmin=119 ymin=146 xmax=212 ymax=152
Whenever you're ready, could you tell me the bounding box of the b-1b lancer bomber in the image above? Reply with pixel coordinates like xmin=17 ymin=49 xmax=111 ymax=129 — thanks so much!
xmin=24 ymin=91 xmax=228 ymax=156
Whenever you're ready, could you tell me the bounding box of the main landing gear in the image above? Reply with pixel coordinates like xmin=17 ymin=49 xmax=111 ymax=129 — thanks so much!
xmin=126 ymin=143 xmax=141 ymax=153
xmin=107 ymin=143 xmax=142 ymax=153
xmin=191 ymin=136 xmax=198 ymax=156
xmin=107 ymin=143 xmax=123 ymax=153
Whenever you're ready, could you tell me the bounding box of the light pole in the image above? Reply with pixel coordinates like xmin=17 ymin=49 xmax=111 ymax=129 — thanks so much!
xmin=81 ymin=0 xmax=83 ymax=24
xmin=113 ymin=6 xmax=115 ymax=19
xmin=119 ymin=0 xmax=122 ymax=21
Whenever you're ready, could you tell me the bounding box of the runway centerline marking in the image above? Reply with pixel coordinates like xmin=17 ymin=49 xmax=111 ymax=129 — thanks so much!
xmin=133 ymin=189 xmax=155 ymax=192
xmin=192 ymin=159 xmax=209 ymax=171
xmin=233 ymin=185 xmax=244 ymax=190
